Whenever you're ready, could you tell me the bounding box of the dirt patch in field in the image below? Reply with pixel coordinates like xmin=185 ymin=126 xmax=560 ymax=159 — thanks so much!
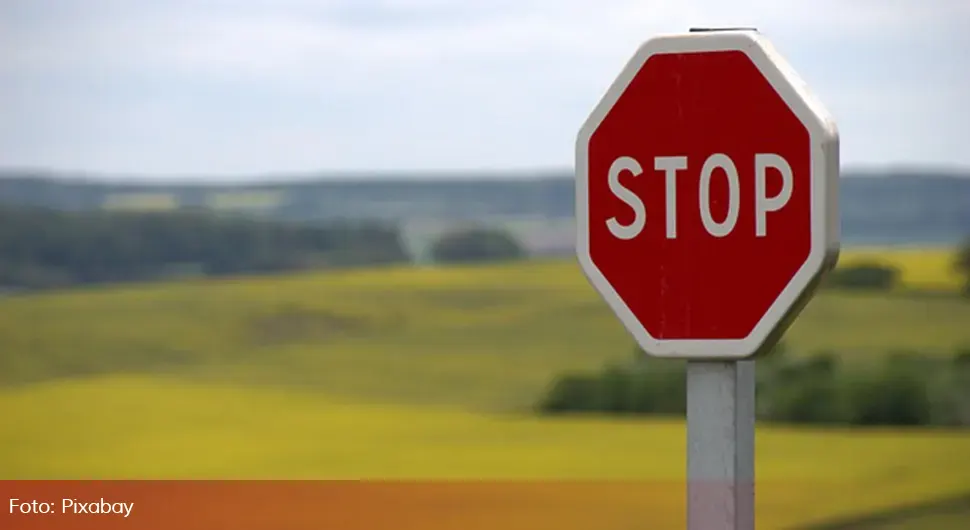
xmin=415 ymin=287 xmax=540 ymax=310
xmin=246 ymin=304 xmax=403 ymax=346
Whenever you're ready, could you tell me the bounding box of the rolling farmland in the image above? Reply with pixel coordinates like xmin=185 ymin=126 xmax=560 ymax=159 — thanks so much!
xmin=1 ymin=247 xmax=969 ymax=528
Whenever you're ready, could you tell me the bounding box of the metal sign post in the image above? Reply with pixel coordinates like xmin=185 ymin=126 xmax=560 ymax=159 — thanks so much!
xmin=687 ymin=360 xmax=756 ymax=530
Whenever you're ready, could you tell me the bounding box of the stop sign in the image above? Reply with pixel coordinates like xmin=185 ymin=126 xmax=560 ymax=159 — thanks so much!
xmin=576 ymin=30 xmax=839 ymax=360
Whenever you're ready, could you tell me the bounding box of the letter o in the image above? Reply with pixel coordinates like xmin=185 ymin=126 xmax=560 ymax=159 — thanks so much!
xmin=698 ymin=153 xmax=740 ymax=237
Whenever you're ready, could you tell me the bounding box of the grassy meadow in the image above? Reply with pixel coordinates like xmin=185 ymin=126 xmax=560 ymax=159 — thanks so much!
xmin=1 ymin=246 xmax=969 ymax=528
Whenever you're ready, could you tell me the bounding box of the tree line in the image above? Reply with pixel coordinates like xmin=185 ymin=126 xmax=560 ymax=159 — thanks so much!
xmin=537 ymin=345 xmax=970 ymax=428
xmin=0 ymin=205 xmax=411 ymax=291
xmin=0 ymin=200 xmax=964 ymax=295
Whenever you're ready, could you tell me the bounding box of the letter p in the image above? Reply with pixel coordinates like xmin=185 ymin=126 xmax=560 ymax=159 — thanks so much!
xmin=755 ymin=153 xmax=793 ymax=237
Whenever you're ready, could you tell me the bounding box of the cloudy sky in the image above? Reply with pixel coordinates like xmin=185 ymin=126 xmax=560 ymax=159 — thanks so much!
xmin=1 ymin=0 xmax=967 ymax=180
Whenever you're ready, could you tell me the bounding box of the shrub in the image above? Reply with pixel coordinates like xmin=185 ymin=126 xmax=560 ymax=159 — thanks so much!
xmin=430 ymin=227 xmax=526 ymax=264
xmin=597 ymin=365 xmax=635 ymax=413
xmin=824 ymin=262 xmax=900 ymax=291
xmin=627 ymin=361 xmax=687 ymax=415
xmin=955 ymin=347 xmax=970 ymax=367
xmin=939 ymin=349 xmax=970 ymax=426
xmin=767 ymin=375 xmax=845 ymax=425
xmin=843 ymin=362 xmax=934 ymax=427
xmin=536 ymin=361 xmax=687 ymax=416
xmin=956 ymin=239 xmax=970 ymax=296
xmin=537 ymin=373 xmax=601 ymax=413
xmin=883 ymin=350 xmax=948 ymax=379
xmin=758 ymin=352 xmax=847 ymax=424
xmin=536 ymin=347 xmax=968 ymax=428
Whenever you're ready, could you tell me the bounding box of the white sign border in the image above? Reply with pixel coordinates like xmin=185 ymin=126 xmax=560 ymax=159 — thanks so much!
xmin=575 ymin=30 xmax=840 ymax=360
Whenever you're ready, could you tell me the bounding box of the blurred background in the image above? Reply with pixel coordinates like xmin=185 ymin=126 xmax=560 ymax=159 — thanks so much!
xmin=1 ymin=1 xmax=969 ymax=528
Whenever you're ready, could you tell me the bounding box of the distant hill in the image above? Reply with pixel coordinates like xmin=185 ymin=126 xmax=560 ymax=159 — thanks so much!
xmin=0 ymin=168 xmax=968 ymax=257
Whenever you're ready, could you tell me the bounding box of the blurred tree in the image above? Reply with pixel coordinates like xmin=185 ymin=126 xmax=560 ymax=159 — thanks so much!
xmin=844 ymin=362 xmax=934 ymax=427
xmin=956 ymin=238 xmax=970 ymax=297
xmin=537 ymin=346 xmax=967 ymax=427
xmin=430 ymin=226 xmax=526 ymax=264
xmin=0 ymin=205 xmax=410 ymax=291
xmin=536 ymin=373 xmax=601 ymax=414
xmin=823 ymin=262 xmax=899 ymax=291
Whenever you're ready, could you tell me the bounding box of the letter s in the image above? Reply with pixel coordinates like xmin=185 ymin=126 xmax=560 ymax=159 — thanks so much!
xmin=606 ymin=156 xmax=645 ymax=240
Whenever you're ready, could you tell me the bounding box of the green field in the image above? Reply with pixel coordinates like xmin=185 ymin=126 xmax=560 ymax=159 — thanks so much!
xmin=2 ymin=248 xmax=967 ymax=411
xmin=1 ymin=247 xmax=969 ymax=528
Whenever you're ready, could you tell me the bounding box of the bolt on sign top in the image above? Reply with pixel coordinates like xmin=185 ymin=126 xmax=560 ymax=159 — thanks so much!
xmin=575 ymin=29 xmax=840 ymax=360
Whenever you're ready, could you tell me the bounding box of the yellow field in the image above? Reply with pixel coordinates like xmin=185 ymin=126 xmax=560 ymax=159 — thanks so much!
xmin=839 ymin=246 xmax=964 ymax=292
xmin=1 ymin=246 xmax=969 ymax=528
xmin=2 ymin=247 xmax=967 ymax=411
xmin=206 ymin=190 xmax=284 ymax=211
xmin=101 ymin=193 xmax=179 ymax=211
xmin=3 ymin=375 xmax=969 ymax=529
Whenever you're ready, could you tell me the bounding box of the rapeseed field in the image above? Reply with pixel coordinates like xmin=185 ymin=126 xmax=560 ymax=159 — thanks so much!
xmin=1 ymin=247 xmax=968 ymax=528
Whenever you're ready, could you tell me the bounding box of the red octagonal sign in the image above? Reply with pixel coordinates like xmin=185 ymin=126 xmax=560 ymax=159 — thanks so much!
xmin=576 ymin=31 xmax=840 ymax=360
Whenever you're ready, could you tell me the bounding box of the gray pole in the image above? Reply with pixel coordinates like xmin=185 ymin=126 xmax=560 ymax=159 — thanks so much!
xmin=682 ymin=27 xmax=759 ymax=530
xmin=687 ymin=360 xmax=756 ymax=530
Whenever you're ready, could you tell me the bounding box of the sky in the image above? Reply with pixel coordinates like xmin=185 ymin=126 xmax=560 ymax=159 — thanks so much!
xmin=1 ymin=0 xmax=968 ymax=180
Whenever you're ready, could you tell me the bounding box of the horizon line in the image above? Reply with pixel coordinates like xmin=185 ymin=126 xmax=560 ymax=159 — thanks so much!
xmin=0 ymin=163 xmax=968 ymax=186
